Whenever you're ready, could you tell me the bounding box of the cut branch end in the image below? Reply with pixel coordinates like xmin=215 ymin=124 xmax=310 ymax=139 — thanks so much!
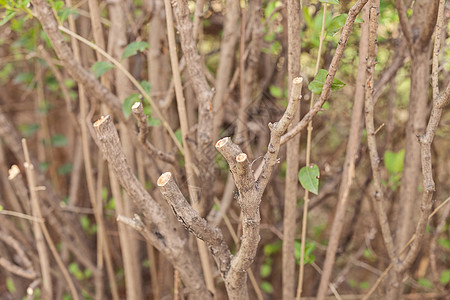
xmin=236 ymin=153 xmax=247 ymax=163
xmin=157 ymin=172 xmax=172 ymax=186
xmin=94 ymin=115 xmax=110 ymax=127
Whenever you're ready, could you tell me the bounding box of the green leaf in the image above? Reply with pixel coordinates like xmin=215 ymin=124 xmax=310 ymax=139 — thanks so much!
xmin=19 ymin=123 xmax=40 ymax=137
xmin=269 ymin=85 xmax=283 ymax=98
xmin=260 ymin=281 xmax=274 ymax=294
xmin=147 ymin=117 xmax=161 ymax=127
xmin=298 ymin=164 xmax=320 ymax=195
xmin=320 ymin=0 xmax=340 ymax=4
xmin=91 ymin=61 xmax=115 ymax=78
xmin=0 ymin=10 xmax=16 ymax=26
xmin=384 ymin=149 xmax=405 ymax=174
xmin=438 ymin=238 xmax=450 ymax=250
xmin=263 ymin=241 xmax=282 ymax=256
xmin=294 ymin=240 xmax=316 ymax=264
xmin=260 ymin=263 xmax=271 ymax=278
xmin=122 ymin=94 xmax=141 ymax=119
xmin=175 ymin=129 xmax=183 ymax=147
xmin=327 ymin=14 xmax=347 ymax=36
xmin=6 ymin=277 xmax=15 ymax=293
xmin=308 ymin=69 xmax=346 ymax=94
xmin=122 ymin=41 xmax=150 ymax=59
xmin=51 ymin=134 xmax=68 ymax=147
xmin=140 ymin=80 xmax=151 ymax=94
xmin=57 ymin=163 xmax=73 ymax=175
xmin=417 ymin=278 xmax=433 ymax=289
xmin=0 ymin=205 xmax=3 ymax=211
xmin=440 ymin=269 xmax=450 ymax=285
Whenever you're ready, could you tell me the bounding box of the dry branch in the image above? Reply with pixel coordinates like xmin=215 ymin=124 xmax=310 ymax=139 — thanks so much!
xmin=93 ymin=115 xmax=212 ymax=299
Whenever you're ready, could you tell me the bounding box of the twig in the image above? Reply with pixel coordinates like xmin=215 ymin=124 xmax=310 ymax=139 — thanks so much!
xmin=132 ymin=102 xmax=176 ymax=164
xmin=257 ymin=77 xmax=303 ymax=197
xmin=364 ymin=0 xmax=398 ymax=265
xmin=397 ymin=0 xmax=448 ymax=273
xmin=0 ymin=231 xmax=37 ymax=279
xmin=280 ymin=0 xmax=370 ymax=145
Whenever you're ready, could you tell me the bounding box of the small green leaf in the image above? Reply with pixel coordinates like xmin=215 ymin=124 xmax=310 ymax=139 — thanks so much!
xmin=327 ymin=14 xmax=347 ymax=36
xmin=147 ymin=117 xmax=161 ymax=127
xmin=384 ymin=149 xmax=405 ymax=174
xmin=269 ymin=85 xmax=283 ymax=98
xmin=58 ymin=163 xmax=73 ymax=175
xmin=359 ymin=281 xmax=370 ymax=290
xmin=260 ymin=281 xmax=274 ymax=293
xmin=123 ymin=94 xmax=141 ymax=119
xmin=440 ymin=269 xmax=450 ymax=285
xmin=140 ymin=80 xmax=151 ymax=94
xmin=0 ymin=10 xmax=17 ymax=26
xmin=122 ymin=41 xmax=150 ymax=59
xmin=19 ymin=123 xmax=40 ymax=137
xmin=298 ymin=164 xmax=320 ymax=195
xmin=6 ymin=277 xmax=15 ymax=293
xmin=294 ymin=240 xmax=316 ymax=264
xmin=417 ymin=278 xmax=433 ymax=289
xmin=438 ymin=238 xmax=450 ymax=250
xmin=308 ymin=69 xmax=346 ymax=94
xmin=320 ymin=0 xmax=340 ymax=4
xmin=175 ymin=129 xmax=183 ymax=146
xmin=51 ymin=134 xmax=68 ymax=147
xmin=260 ymin=263 xmax=271 ymax=278
xmin=91 ymin=61 xmax=115 ymax=78
xmin=263 ymin=241 xmax=282 ymax=256
xmin=0 ymin=205 xmax=3 ymax=211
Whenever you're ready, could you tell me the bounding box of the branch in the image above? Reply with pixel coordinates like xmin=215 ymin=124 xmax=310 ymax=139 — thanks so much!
xmin=131 ymin=102 xmax=176 ymax=164
xmin=157 ymin=172 xmax=231 ymax=277
xmin=281 ymin=0 xmax=370 ymax=145
xmin=256 ymin=77 xmax=303 ymax=197
xmin=395 ymin=0 xmax=413 ymax=45
xmin=398 ymin=0 xmax=448 ymax=273
xmin=364 ymin=0 xmax=398 ymax=265
xmin=0 ymin=231 xmax=37 ymax=279
xmin=417 ymin=0 xmax=440 ymax=48
xmin=93 ymin=115 xmax=212 ymax=299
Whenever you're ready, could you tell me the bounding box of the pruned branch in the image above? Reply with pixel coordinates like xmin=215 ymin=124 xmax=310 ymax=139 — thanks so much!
xmin=131 ymin=102 xmax=176 ymax=164
xmin=257 ymin=77 xmax=303 ymax=197
xmin=280 ymin=0 xmax=370 ymax=145
xmin=157 ymin=172 xmax=231 ymax=276
xmin=93 ymin=115 xmax=212 ymax=299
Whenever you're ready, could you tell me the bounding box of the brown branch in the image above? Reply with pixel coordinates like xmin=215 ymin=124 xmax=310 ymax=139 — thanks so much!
xmin=157 ymin=172 xmax=231 ymax=277
xmin=132 ymin=102 xmax=176 ymax=164
xmin=281 ymin=0 xmax=370 ymax=145
xmin=316 ymin=6 xmax=370 ymax=299
xmin=256 ymin=77 xmax=303 ymax=197
xmin=397 ymin=0 xmax=448 ymax=273
xmin=364 ymin=0 xmax=398 ymax=265
xmin=395 ymin=0 xmax=413 ymax=45
xmin=171 ymin=0 xmax=216 ymax=215
xmin=417 ymin=0 xmax=440 ymax=48
xmin=93 ymin=115 xmax=212 ymax=299
xmin=0 ymin=231 xmax=37 ymax=279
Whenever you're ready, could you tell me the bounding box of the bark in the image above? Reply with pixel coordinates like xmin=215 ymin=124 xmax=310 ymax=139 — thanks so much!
xmin=316 ymin=6 xmax=369 ymax=299
xmin=93 ymin=115 xmax=212 ymax=299
xmin=282 ymin=0 xmax=302 ymax=298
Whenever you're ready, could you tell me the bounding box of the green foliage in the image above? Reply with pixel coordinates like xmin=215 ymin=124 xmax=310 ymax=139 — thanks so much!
xmin=122 ymin=41 xmax=150 ymax=59
xmin=294 ymin=240 xmax=316 ymax=264
xmin=19 ymin=123 xmax=39 ymax=137
xmin=417 ymin=278 xmax=433 ymax=289
xmin=298 ymin=164 xmax=320 ymax=195
xmin=260 ymin=281 xmax=273 ymax=293
xmin=175 ymin=129 xmax=183 ymax=147
xmin=438 ymin=238 xmax=450 ymax=250
xmin=0 ymin=0 xmax=32 ymax=26
xmin=0 ymin=204 xmax=3 ymax=211
xmin=269 ymin=85 xmax=283 ymax=98
xmin=123 ymin=94 xmax=141 ymax=118
xmin=327 ymin=14 xmax=363 ymax=36
xmin=308 ymin=69 xmax=345 ymax=94
xmin=91 ymin=61 xmax=115 ymax=78
xmin=384 ymin=149 xmax=404 ymax=190
xmin=263 ymin=240 xmax=282 ymax=256
xmin=69 ymin=262 xmax=92 ymax=281
xmin=6 ymin=277 xmax=15 ymax=293
xmin=51 ymin=134 xmax=68 ymax=147
xmin=440 ymin=269 xmax=450 ymax=285
xmin=57 ymin=163 xmax=73 ymax=175
xmin=80 ymin=216 xmax=97 ymax=235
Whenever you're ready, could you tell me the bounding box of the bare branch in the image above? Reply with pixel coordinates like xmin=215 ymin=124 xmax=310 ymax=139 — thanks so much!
xmin=281 ymin=0 xmax=369 ymax=144
xmin=257 ymin=77 xmax=303 ymax=197
xmin=157 ymin=172 xmax=231 ymax=276
xmin=132 ymin=102 xmax=176 ymax=164
xmin=395 ymin=0 xmax=413 ymax=45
